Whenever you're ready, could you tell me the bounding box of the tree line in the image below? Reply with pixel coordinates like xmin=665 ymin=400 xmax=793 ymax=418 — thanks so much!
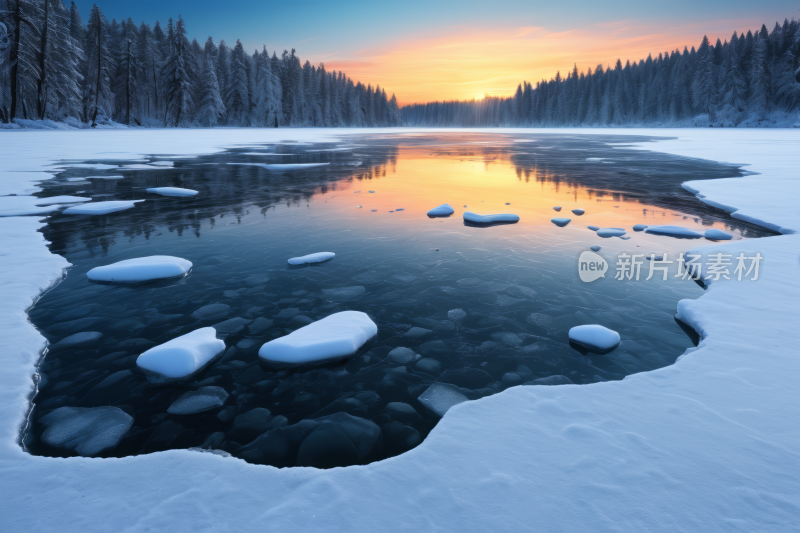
xmin=0 ymin=1 xmax=401 ymax=127
xmin=402 ymin=19 xmax=800 ymax=127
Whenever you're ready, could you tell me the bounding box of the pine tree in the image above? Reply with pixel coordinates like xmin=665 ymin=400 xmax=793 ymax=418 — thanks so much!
xmin=195 ymin=50 xmax=224 ymax=126
xmin=84 ymin=4 xmax=112 ymax=125
xmin=224 ymin=38 xmax=248 ymax=124
xmin=161 ymin=15 xmax=191 ymax=126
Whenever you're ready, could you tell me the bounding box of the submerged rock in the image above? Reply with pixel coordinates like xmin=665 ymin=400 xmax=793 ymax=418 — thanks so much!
xmin=524 ymin=375 xmax=575 ymax=386
xmin=417 ymin=383 xmax=468 ymax=417
xmin=52 ymin=331 xmax=103 ymax=349
xmin=388 ymin=347 xmax=417 ymax=364
xmin=167 ymin=386 xmax=229 ymax=415
xmin=40 ymin=406 xmax=133 ymax=456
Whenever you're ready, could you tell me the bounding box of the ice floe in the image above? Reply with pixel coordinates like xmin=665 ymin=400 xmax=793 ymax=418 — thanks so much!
xmin=596 ymin=227 xmax=627 ymax=238
xmin=87 ymin=256 xmax=192 ymax=283
xmin=553 ymin=206 xmax=562 ymax=211
xmin=568 ymin=324 xmax=621 ymax=353
xmin=40 ymin=406 xmax=133 ymax=456
xmin=632 ymin=224 xmax=648 ymax=231
xmin=645 ymin=225 xmax=703 ymax=238
xmin=63 ymin=200 xmax=144 ymax=215
xmin=551 ymin=217 xmax=571 ymax=227
xmin=705 ymin=229 xmax=733 ymax=240
xmin=464 ymin=212 xmax=519 ymax=224
xmin=590 ymin=245 xmax=601 ymax=252
xmin=146 ymin=187 xmax=198 ymax=197
xmin=287 ymin=252 xmax=335 ymax=265
xmin=572 ymin=209 xmax=585 ymax=215
xmin=258 ymin=311 xmax=377 ymax=365
xmin=0 ymin=195 xmax=90 ymax=216
xmin=136 ymin=327 xmax=225 ymax=381
xmin=427 ymin=204 xmax=454 ymax=217
xmin=230 ymin=162 xmax=329 ymax=170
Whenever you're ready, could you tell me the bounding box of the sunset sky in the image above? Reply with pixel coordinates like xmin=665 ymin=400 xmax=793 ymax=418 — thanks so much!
xmin=74 ymin=0 xmax=798 ymax=105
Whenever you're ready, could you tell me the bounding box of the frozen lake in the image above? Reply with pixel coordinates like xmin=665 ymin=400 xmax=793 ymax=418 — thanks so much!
xmin=25 ymin=132 xmax=773 ymax=466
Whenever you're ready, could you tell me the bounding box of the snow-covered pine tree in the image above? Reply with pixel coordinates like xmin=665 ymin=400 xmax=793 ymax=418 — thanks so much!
xmin=717 ymin=45 xmax=747 ymax=125
xmin=224 ymin=39 xmax=248 ymax=124
xmin=251 ymin=45 xmax=280 ymax=127
xmin=195 ymin=48 xmax=224 ymax=126
xmin=161 ymin=15 xmax=192 ymax=126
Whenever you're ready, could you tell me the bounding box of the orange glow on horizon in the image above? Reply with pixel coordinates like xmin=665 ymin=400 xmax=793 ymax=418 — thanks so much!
xmin=316 ymin=18 xmax=769 ymax=106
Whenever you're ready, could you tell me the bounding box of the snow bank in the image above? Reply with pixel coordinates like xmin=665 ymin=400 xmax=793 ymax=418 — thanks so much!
xmin=63 ymin=200 xmax=144 ymax=215
xmin=287 ymin=252 xmax=335 ymax=265
xmin=464 ymin=212 xmax=520 ymax=224
xmin=146 ymin=187 xmax=198 ymax=197
xmin=136 ymin=327 xmax=225 ymax=381
xmin=259 ymin=311 xmax=377 ymax=365
xmin=1 ymin=128 xmax=800 ymax=532
xmin=87 ymin=256 xmax=192 ymax=283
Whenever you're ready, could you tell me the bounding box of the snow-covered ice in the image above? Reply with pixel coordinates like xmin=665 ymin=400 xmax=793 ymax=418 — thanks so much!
xmin=2 ymin=128 xmax=800 ymax=532
xmin=146 ymin=187 xmax=199 ymax=197
xmin=552 ymin=206 xmax=562 ymax=211
xmin=587 ymin=225 xmax=600 ymax=231
xmin=259 ymin=311 xmax=377 ymax=365
xmin=417 ymin=383 xmax=468 ymax=417
xmin=551 ymin=217 xmax=571 ymax=226
xmin=568 ymin=324 xmax=621 ymax=353
xmin=39 ymin=406 xmax=133 ymax=456
xmin=464 ymin=211 xmax=519 ymax=224
xmin=590 ymin=245 xmax=601 ymax=252
xmin=633 ymin=224 xmax=648 ymax=231
xmin=596 ymin=227 xmax=627 ymax=238
xmin=645 ymin=225 xmax=703 ymax=238
xmin=167 ymin=387 xmax=229 ymax=415
xmin=287 ymin=252 xmax=335 ymax=265
xmin=63 ymin=200 xmax=144 ymax=215
xmin=572 ymin=208 xmax=585 ymax=215
xmin=229 ymin=162 xmax=329 ymax=170
xmin=87 ymin=256 xmax=192 ymax=283
xmin=705 ymin=229 xmax=733 ymax=240
xmin=136 ymin=327 xmax=225 ymax=381
xmin=0 ymin=195 xmax=90 ymax=216
xmin=427 ymin=204 xmax=455 ymax=217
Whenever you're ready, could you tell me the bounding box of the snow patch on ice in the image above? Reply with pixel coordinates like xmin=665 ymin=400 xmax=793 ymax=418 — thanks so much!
xmin=63 ymin=200 xmax=144 ymax=215
xmin=288 ymin=252 xmax=335 ymax=265
xmin=645 ymin=225 xmax=703 ymax=238
xmin=146 ymin=187 xmax=198 ymax=197
xmin=464 ymin=212 xmax=519 ymax=224
xmin=87 ymin=256 xmax=192 ymax=283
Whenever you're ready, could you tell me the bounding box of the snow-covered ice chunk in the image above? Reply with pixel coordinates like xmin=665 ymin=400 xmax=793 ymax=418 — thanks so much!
xmin=553 ymin=206 xmax=562 ymax=211
xmin=258 ymin=311 xmax=377 ymax=365
xmin=32 ymin=195 xmax=91 ymax=206
xmin=645 ymin=225 xmax=703 ymax=238
xmin=40 ymin=406 xmax=133 ymax=456
xmin=231 ymin=162 xmax=329 ymax=170
xmin=464 ymin=212 xmax=519 ymax=224
xmin=596 ymin=228 xmax=626 ymax=238
xmin=136 ymin=327 xmax=225 ymax=381
xmin=168 ymin=387 xmax=229 ymax=414
xmin=705 ymin=229 xmax=733 ymax=240
xmin=572 ymin=209 xmax=585 ymax=215
xmin=587 ymin=225 xmax=600 ymax=231
xmin=551 ymin=217 xmax=571 ymax=227
xmin=427 ymin=204 xmax=455 ymax=217
xmin=288 ymin=252 xmax=335 ymax=265
xmin=568 ymin=325 xmax=620 ymax=353
xmin=632 ymin=224 xmax=648 ymax=231
xmin=84 ymin=175 xmax=125 ymax=180
xmin=63 ymin=200 xmax=144 ymax=215
xmin=52 ymin=331 xmax=103 ymax=349
xmin=590 ymin=245 xmax=601 ymax=252
xmin=87 ymin=256 xmax=192 ymax=283
xmin=146 ymin=187 xmax=198 ymax=197
xmin=417 ymin=383 xmax=468 ymax=417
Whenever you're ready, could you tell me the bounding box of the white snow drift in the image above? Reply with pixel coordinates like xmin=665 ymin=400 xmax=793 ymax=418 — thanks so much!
xmin=287 ymin=252 xmax=335 ymax=265
xmin=136 ymin=327 xmax=225 ymax=381
xmin=259 ymin=311 xmax=377 ymax=365
xmin=87 ymin=256 xmax=192 ymax=283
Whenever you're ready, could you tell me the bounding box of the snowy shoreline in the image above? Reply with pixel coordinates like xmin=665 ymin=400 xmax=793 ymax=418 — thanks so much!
xmin=1 ymin=128 xmax=798 ymax=532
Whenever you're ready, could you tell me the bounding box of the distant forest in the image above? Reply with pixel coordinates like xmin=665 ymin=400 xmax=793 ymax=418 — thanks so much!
xmin=402 ymin=19 xmax=800 ymax=128
xmin=0 ymin=1 xmax=401 ymax=127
